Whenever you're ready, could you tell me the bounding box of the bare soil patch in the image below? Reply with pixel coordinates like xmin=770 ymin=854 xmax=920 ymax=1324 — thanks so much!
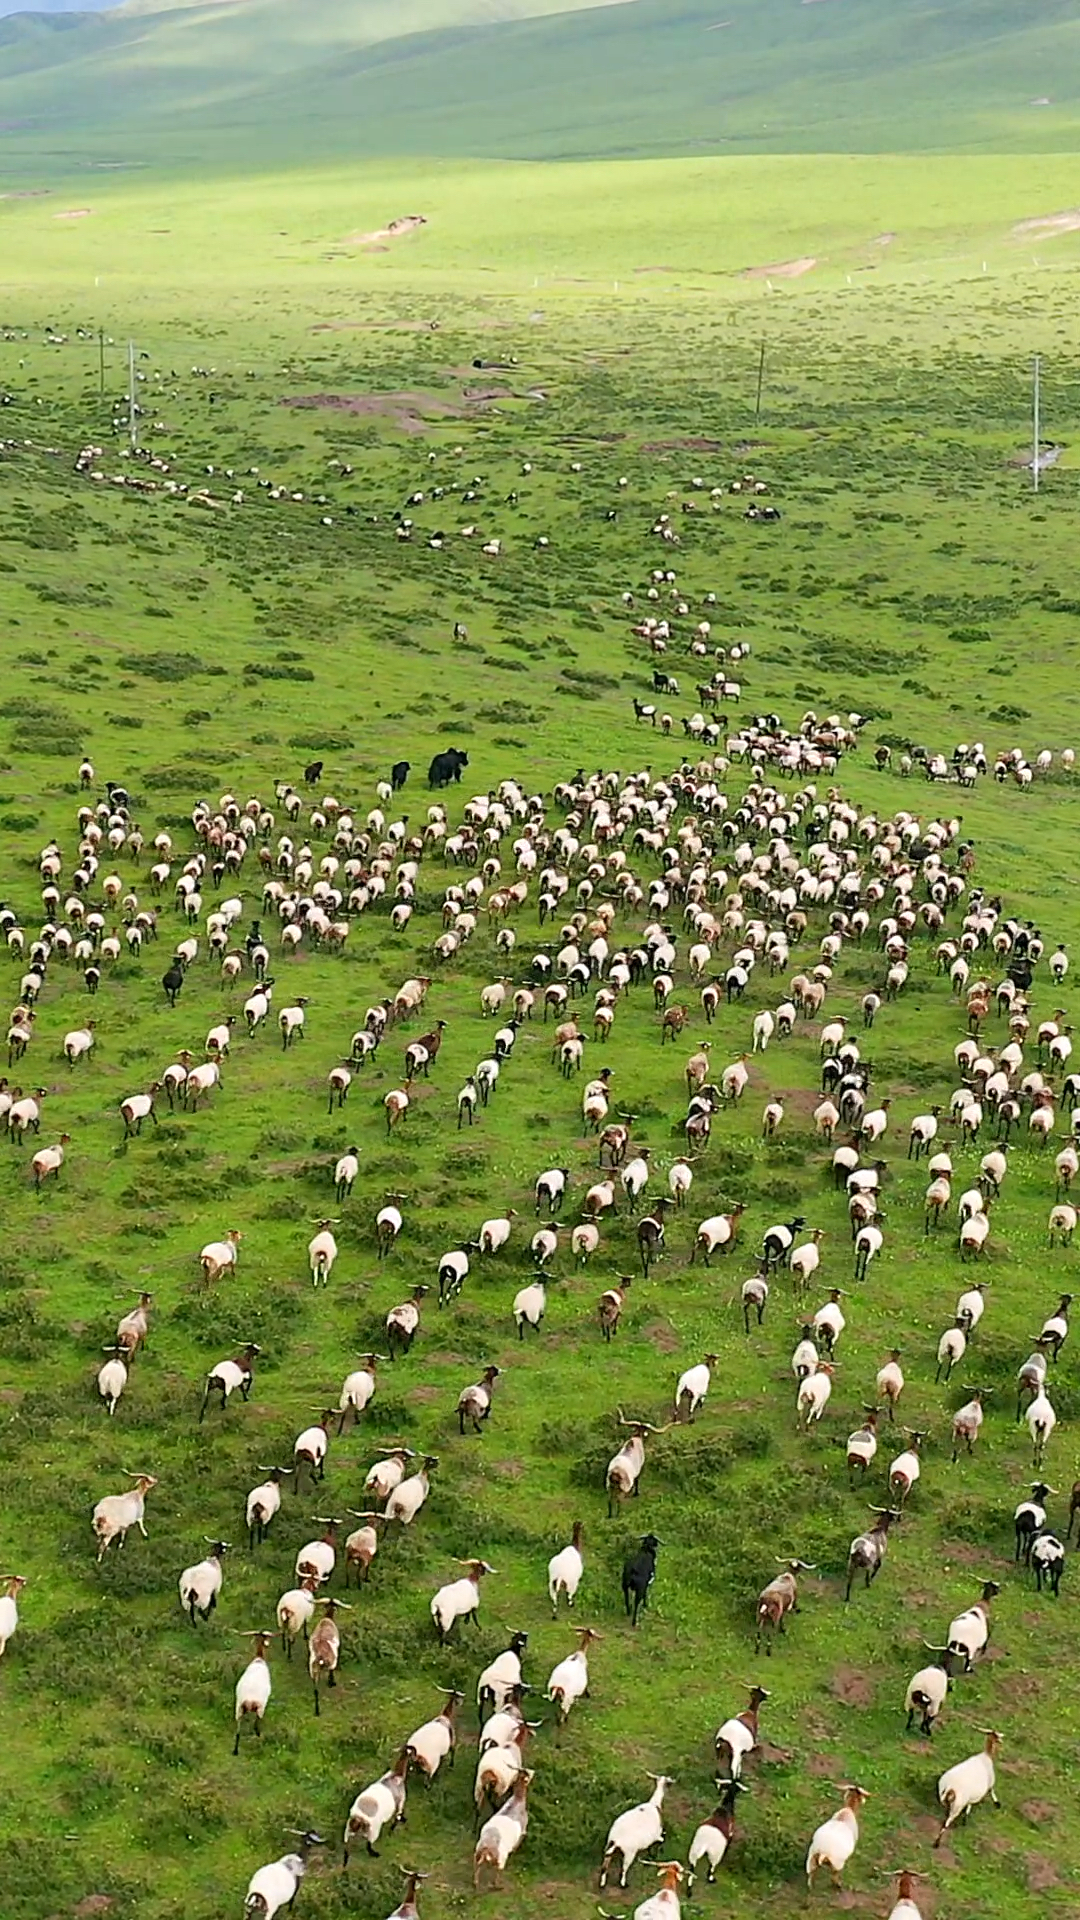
xmin=830 ymin=1664 xmax=873 ymax=1707
xmin=642 ymin=436 xmax=723 ymax=452
xmin=281 ymin=391 xmax=462 ymax=434
xmin=54 ymin=208 xmax=92 ymax=220
xmin=744 ymin=256 xmax=817 ymax=280
xmin=1014 ymin=210 xmax=1080 ymax=238
xmin=644 ymin=1318 xmax=680 ymax=1354
xmin=311 ymin=319 xmax=440 ymax=333
xmin=346 ymin=214 xmax=427 ymax=248
xmin=1026 ymin=1855 xmax=1061 ymax=1891
xmin=1021 ymin=1799 xmax=1057 ymax=1826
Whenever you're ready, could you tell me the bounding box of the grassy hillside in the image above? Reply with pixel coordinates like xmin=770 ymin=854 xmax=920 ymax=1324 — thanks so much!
xmin=0 ymin=0 xmax=1078 ymax=174
xmin=1 ymin=217 xmax=1080 ymax=1920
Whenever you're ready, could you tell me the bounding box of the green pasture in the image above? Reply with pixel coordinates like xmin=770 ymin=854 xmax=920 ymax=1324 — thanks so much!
xmin=1 ymin=0 xmax=1079 ymax=170
xmin=1 ymin=154 xmax=1080 ymax=1920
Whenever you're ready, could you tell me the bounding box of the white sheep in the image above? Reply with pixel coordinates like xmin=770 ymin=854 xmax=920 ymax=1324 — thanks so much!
xmin=96 ymin=1347 xmax=128 ymax=1416
xmin=31 ymin=1134 xmax=69 ymax=1188
xmin=405 ymin=1688 xmax=462 ymax=1780
xmin=279 ymin=1000 xmax=308 ymax=1048
xmin=233 ymin=1631 xmax=273 ymax=1752
xmin=904 ymin=1658 xmax=949 ymax=1734
xmin=63 ymin=1025 xmax=95 ymax=1065
xmin=1027 ymin=1386 xmax=1056 ymax=1465
xmin=342 ymin=1746 xmax=410 ymax=1860
xmin=805 ymin=1784 xmax=869 ymax=1886
xmin=337 ymin=1356 xmax=379 ymax=1428
xmin=246 ymin=1467 xmax=284 ymax=1547
xmin=92 ymin=1471 xmax=157 ymax=1559
xmin=308 ymin=1222 xmax=338 ymax=1286
xmin=480 ymin=1210 xmax=516 ymax=1254
xmin=276 ymin=1575 xmax=319 ymax=1654
xmin=178 ymin=1540 xmax=228 ymax=1624
xmin=243 ymin=1836 xmax=320 ymax=1919
xmin=572 ymin=1221 xmax=600 ymax=1262
xmin=600 ymin=1774 xmax=672 ymax=1888
xmin=385 ymin=1456 xmax=435 ymax=1525
xmin=935 ymin=1729 xmax=1001 ymax=1843
xmin=200 ymin=1229 xmax=241 ymax=1283
xmin=667 ymin=1157 xmax=693 ymax=1204
xmin=474 ymin=1770 xmax=532 ymax=1889
xmin=513 ymin=1278 xmax=546 ymax=1337
xmin=185 ymin=1061 xmax=219 ymax=1108
xmin=675 ymin=1355 xmax=716 ymax=1421
xmin=546 ymin=1626 xmax=599 ymax=1723
xmin=431 ymin=1557 xmax=496 ymax=1641
xmin=796 ymin=1363 xmax=835 ymax=1427
xmin=548 ymin=1523 xmax=586 ymax=1612
xmin=0 ymin=1574 xmax=27 ymax=1658
xmin=335 ymin=1149 xmax=359 ymax=1200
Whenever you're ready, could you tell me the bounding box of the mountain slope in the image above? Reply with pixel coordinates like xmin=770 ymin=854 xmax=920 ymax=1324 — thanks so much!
xmin=0 ymin=0 xmax=1077 ymax=171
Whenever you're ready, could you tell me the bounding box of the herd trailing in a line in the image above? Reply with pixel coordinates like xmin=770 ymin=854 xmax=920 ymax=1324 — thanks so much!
xmin=1 ymin=435 xmax=1078 ymax=1916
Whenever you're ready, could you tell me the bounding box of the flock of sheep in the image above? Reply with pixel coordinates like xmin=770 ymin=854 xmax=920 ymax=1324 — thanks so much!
xmin=0 ymin=699 xmax=1073 ymax=1920
xmin=4 ymin=382 xmax=1077 ymax=1916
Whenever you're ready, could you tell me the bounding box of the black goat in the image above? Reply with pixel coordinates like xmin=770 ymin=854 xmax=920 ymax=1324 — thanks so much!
xmin=621 ymin=1532 xmax=661 ymax=1627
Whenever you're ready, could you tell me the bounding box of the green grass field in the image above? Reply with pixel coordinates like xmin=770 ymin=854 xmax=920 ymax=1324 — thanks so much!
xmin=1 ymin=0 xmax=1079 ymax=170
xmin=3 ymin=57 xmax=1080 ymax=1920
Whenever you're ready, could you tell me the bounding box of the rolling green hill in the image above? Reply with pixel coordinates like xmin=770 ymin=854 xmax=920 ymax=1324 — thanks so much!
xmin=0 ymin=0 xmax=1077 ymax=176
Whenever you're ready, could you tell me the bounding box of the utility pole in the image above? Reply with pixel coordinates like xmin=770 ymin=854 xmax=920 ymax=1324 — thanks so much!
xmin=754 ymin=339 xmax=766 ymax=422
xmin=128 ymin=339 xmax=138 ymax=452
xmin=1032 ymin=354 xmax=1041 ymax=493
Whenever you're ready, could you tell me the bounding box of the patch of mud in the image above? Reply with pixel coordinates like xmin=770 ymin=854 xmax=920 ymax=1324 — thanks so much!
xmin=830 ymin=1665 xmax=873 ymax=1708
xmin=281 ymin=390 xmax=461 ymax=434
xmin=1026 ymin=1856 xmax=1061 ymax=1891
xmin=311 ymin=319 xmax=441 ymax=333
xmin=1021 ymin=1800 xmax=1057 ymax=1826
xmin=346 ymin=214 xmax=427 ymax=248
xmin=743 ymin=256 xmax=817 ymax=280
xmin=642 ymin=436 xmax=723 ymax=452
xmin=643 ymin=1319 xmax=680 ymax=1353
xmin=1013 ymin=210 xmax=1080 ymax=238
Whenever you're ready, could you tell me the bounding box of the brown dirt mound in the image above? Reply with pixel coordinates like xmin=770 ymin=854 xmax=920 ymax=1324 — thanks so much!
xmin=311 ymin=319 xmax=440 ymax=333
xmin=642 ymin=436 xmax=723 ymax=452
xmin=1013 ymin=210 xmax=1080 ymax=237
xmin=347 ymin=214 xmax=427 ymax=248
xmin=830 ymin=1665 xmax=873 ymax=1707
xmin=280 ymin=390 xmax=461 ymax=434
xmin=744 ymin=256 xmax=817 ymax=280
